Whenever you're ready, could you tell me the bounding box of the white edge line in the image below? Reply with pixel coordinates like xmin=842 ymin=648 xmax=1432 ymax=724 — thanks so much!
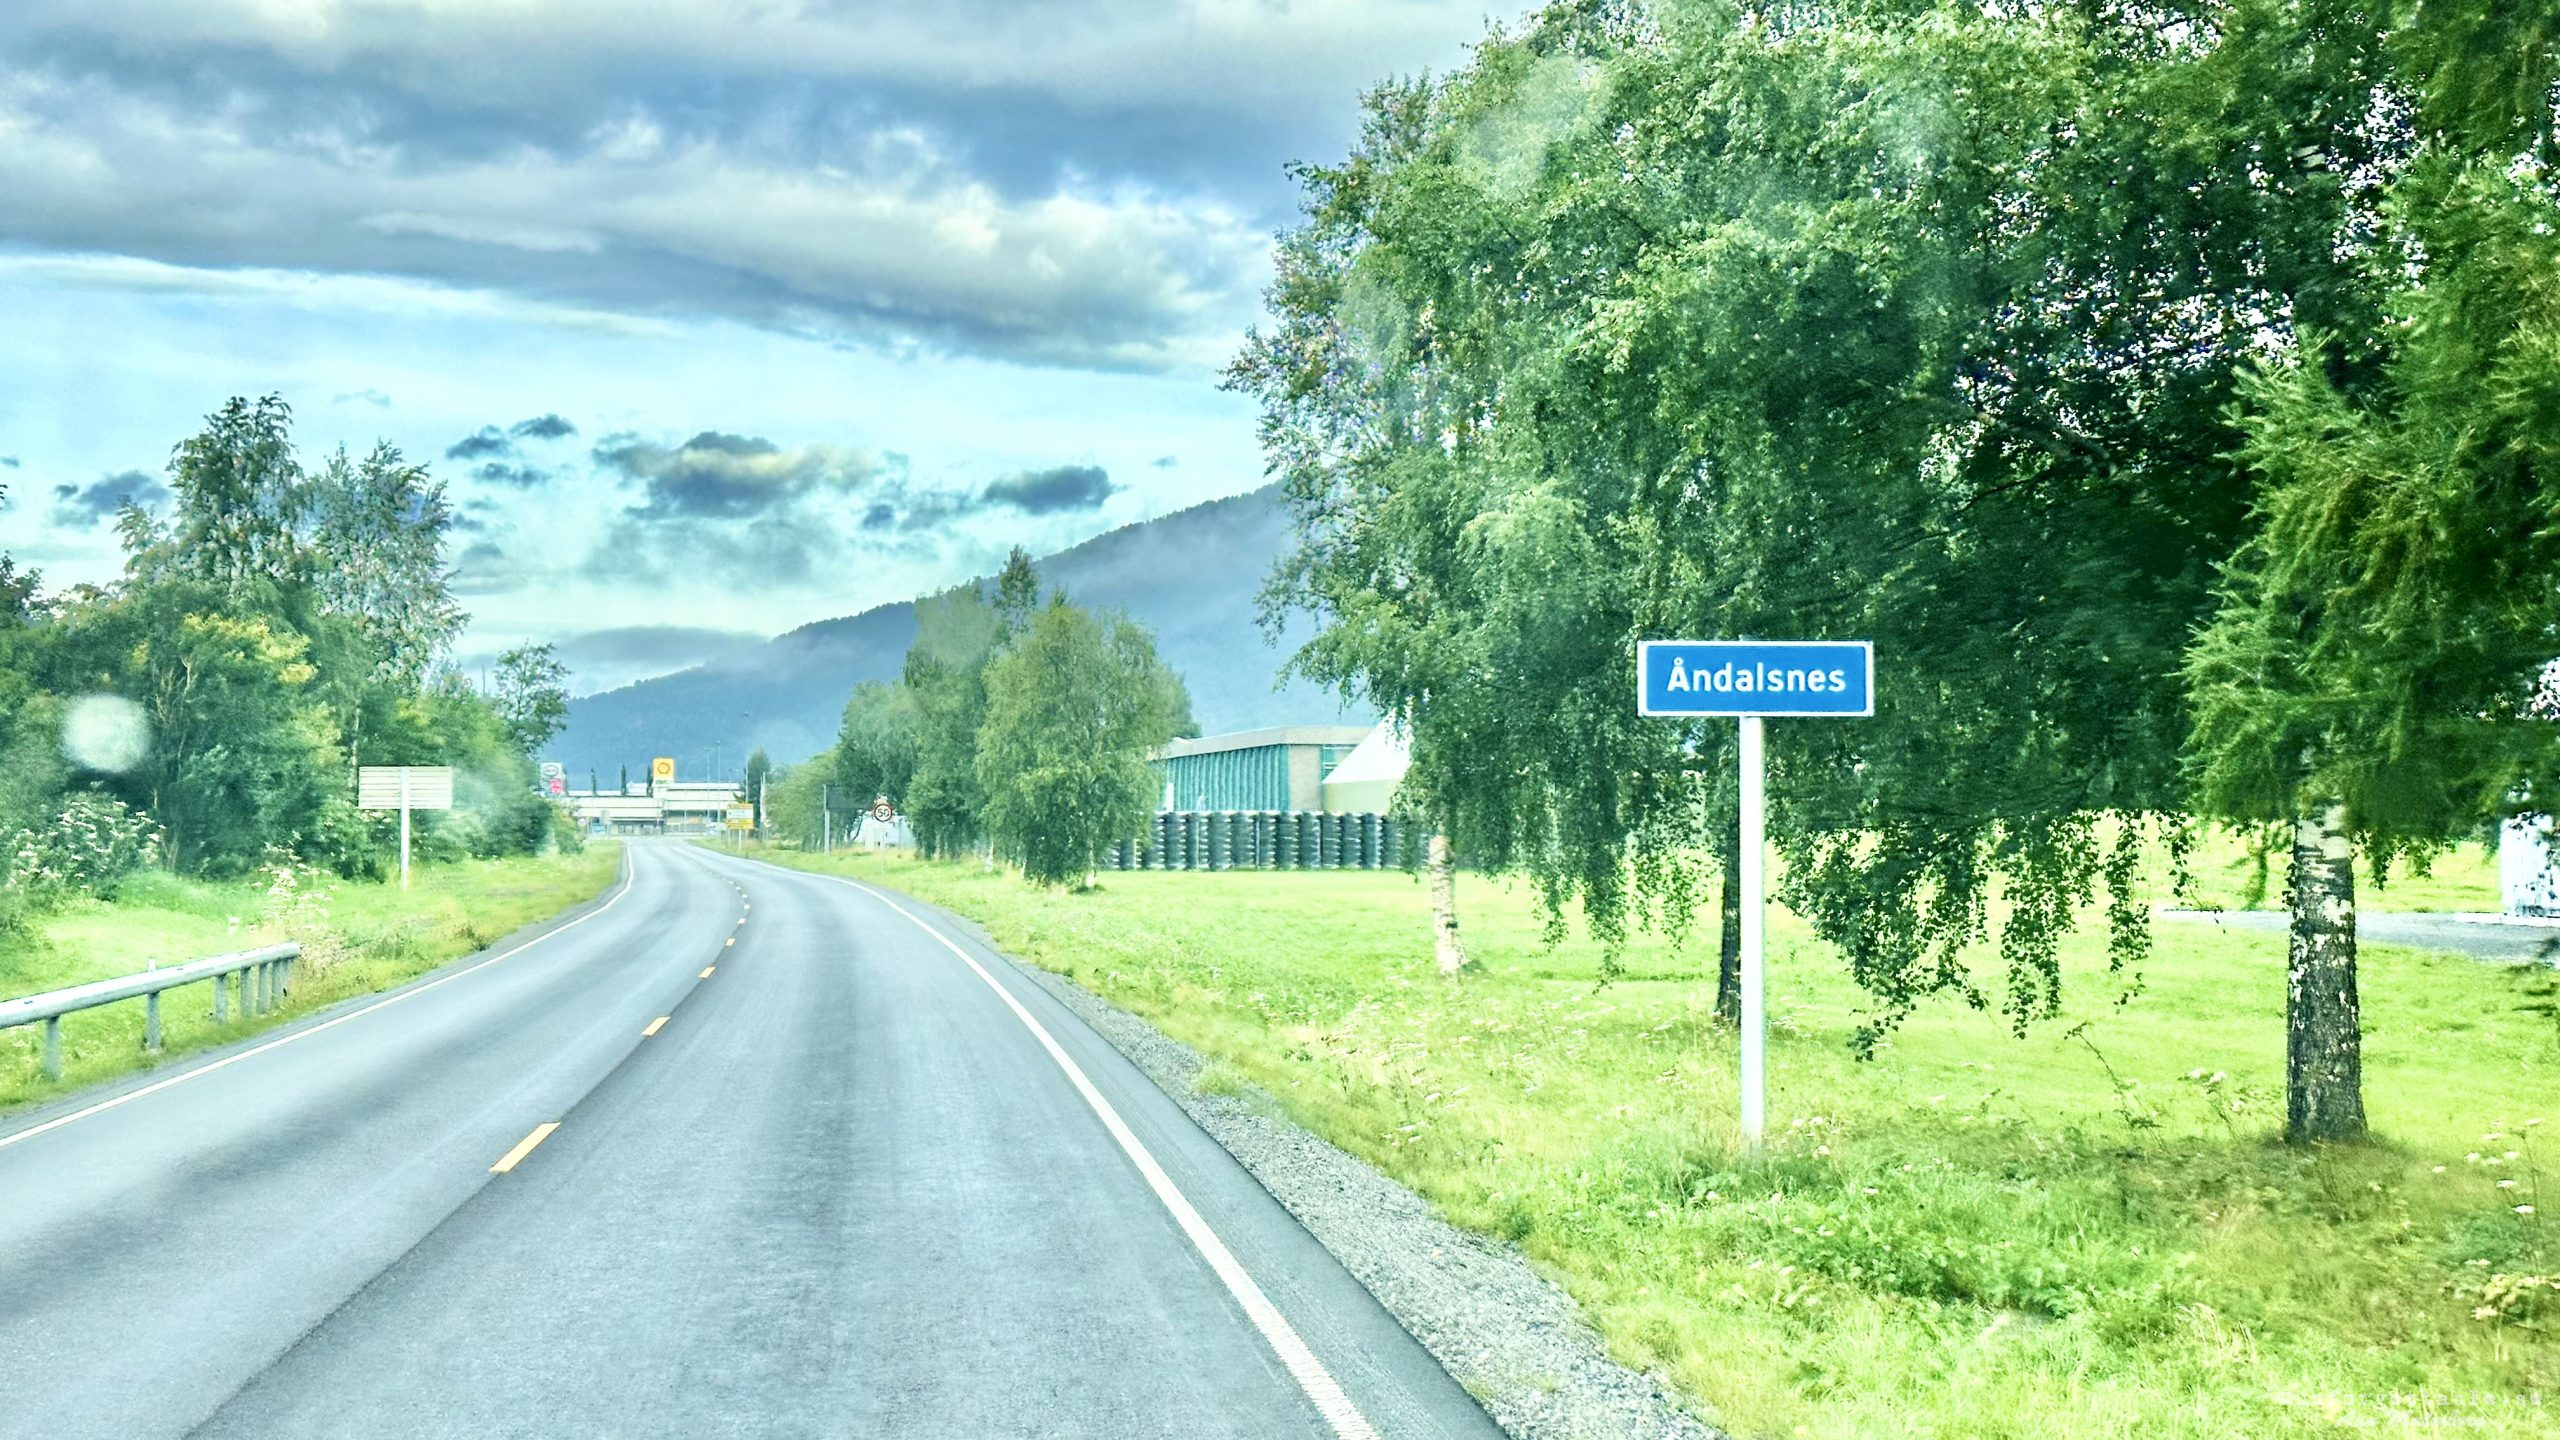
xmin=770 ymin=857 xmax=1380 ymax=1440
xmin=0 ymin=846 xmax=640 ymax=1153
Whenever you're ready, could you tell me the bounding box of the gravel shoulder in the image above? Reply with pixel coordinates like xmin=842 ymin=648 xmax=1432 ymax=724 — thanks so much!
xmin=926 ymin=907 xmax=1724 ymax=1440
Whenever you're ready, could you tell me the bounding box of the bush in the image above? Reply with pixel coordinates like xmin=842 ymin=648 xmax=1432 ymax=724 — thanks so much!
xmin=1 ymin=792 xmax=160 ymax=908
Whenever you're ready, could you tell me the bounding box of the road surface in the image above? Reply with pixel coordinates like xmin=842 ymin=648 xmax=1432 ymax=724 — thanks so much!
xmin=2161 ymin=908 xmax=2560 ymax=965
xmin=0 ymin=840 xmax=1501 ymax=1439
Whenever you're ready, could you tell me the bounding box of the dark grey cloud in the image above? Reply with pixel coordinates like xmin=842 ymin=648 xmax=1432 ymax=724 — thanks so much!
xmin=1152 ymin=455 xmax=1177 ymax=468
xmin=0 ymin=1 xmax=1492 ymax=370
xmin=1 ymin=456 xmax=20 ymax=468
xmin=473 ymin=460 xmax=550 ymax=489
xmin=509 ymin=413 xmax=576 ymax=441
xmin=331 ymin=387 xmax=391 ymax=407
xmin=445 ymin=426 xmax=513 ymax=461
xmin=983 ymin=464 xmax=1114 ymax=514
xmin=49 ymin=469 xmax=169 ymax=525
xmin=594 ymin=430 xmax=883 ymax=520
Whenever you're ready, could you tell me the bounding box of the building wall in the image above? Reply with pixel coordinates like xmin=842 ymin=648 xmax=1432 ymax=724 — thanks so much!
xmin=1155 ymin=744 xmax=1293 ymax=811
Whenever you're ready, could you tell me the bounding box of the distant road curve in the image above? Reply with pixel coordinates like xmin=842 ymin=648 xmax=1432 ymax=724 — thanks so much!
xmin=2160 ymin=908 xmax=2560 ymax=966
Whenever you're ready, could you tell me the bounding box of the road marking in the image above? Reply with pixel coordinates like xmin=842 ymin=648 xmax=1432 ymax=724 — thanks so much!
xmin=642 ymin=1016 xmax=669 ymax=1037
xmin=489 ymin=1122 xmax=560 ymax=1174
xmin=0 ymin=848 xmax=642 ymax=1154
xmin=724 ymin=938 xmax=735 ymax=947
xmin=700 ymin=966 xmax=716 ymax=978
xmin=797 ymin=868 xmax=1381 ymax=1440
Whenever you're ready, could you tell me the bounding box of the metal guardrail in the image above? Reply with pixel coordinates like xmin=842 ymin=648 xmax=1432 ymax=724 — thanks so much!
xmin=1 ymin=943 xmax=300 ymax=1080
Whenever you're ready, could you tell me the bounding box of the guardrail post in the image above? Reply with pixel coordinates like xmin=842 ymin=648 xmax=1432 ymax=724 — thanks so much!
xmin=145 ymin=990 xmax=161 ymax=1051
xmin=42 ymin=1016 xmax=61 ymax=1080
xmin=213 ymin=970 xmax=227 ymax=1024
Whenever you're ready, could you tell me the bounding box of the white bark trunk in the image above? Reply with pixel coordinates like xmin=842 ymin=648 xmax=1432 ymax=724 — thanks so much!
xmin=1429 ymin=832 xmax=1467 ymax=977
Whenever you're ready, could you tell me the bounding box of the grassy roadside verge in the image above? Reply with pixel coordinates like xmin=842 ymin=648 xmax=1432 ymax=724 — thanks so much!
xmin=0 ymin=842 xmax=623 ymax=1112
xmin=745 ymin=841 xmax=2554 ymax=1440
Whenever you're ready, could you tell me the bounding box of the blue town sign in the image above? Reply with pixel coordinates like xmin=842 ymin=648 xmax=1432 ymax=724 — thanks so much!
xmin=1637 ymin=640 xmax=1874 ymax=718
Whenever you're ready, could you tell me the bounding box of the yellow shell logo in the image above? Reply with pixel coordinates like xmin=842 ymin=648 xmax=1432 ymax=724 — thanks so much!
xmin=651 ymin=756 xmax=675 ymax=781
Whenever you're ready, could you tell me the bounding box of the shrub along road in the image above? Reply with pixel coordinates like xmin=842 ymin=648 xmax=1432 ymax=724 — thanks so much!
xmin=0 ymin=839 xmax=1497 ymax=1440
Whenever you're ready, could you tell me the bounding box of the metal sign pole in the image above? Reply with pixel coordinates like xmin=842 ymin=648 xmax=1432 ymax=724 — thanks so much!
xmin=1738 ymin=714 xmax=1766 ymax=1149
xmin=399 ymin=767 xmax=412 ymax=891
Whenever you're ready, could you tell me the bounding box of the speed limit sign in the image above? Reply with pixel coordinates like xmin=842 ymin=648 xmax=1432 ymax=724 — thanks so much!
xmin=871 ymin=797 xmax=895 ymax=823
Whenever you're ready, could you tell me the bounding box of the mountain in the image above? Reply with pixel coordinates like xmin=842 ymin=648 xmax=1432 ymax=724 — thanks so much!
xmin=550 ymin=485 xmax=1362 ymax=780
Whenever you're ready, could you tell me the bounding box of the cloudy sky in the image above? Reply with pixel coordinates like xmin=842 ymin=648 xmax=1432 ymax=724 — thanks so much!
xmin=0 ymin=0 xmax=1509 ymax=692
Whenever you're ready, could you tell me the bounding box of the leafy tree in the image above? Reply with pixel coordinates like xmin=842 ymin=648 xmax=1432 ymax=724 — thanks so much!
xmin=45 ymin=579 xmax=338 ymax=872
xmin=304 ymin=442 xmax=461 ymax=686
xmin=493 ymin=643 xmax=570 ymax=757
xmin=1233 ymin=1 xmax=2393 ymax=1045
xmin=900 ymin=575 xmax=1019 ymax=858
xmin=833 ymin=680 xmax=920 ymax=811
xmin=745 ymin=747 xmax=772 ymax=829
xmin=2186 ymin=16 xmax=2560 ymax=1141
xmin=762 ymin=751 xmax=836 ymax=848
xmin=977 ymin=598 xmax=1188 ymax=886
xmin=166 ymin=394 xmax=306 ymax=599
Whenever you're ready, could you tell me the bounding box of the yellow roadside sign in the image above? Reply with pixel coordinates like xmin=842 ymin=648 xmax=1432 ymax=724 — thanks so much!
xmin=651 ymin=756 xmax=675 ymax=782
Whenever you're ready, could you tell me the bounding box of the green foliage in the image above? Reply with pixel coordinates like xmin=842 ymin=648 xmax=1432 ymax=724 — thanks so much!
xmin=744 ymin=747 xmax=771 ymax=827
xmin=832 ymin=682 xmax=918 ymax=811
xmin=2188 ymin=145 xmax=2560 ymax=850
xmin=976 ymin=599 xmax=1188 ymax=886
xmin=303 ymin=442 xmax=462 ymax=687
xmin=898 ymin=560 xmax=1027 ymax=858
xmin=163 ymin=393 xmax=305 ymax=598
xmin=1228 ymin=0 xmax=2547 ymax=1055
xmin=1 ymin=395 xmax=554 ymax=880
xmin=493 ymin=642 xmax=569 ymax=757
xmin=0 ymin=792 xmax=161 ymax=908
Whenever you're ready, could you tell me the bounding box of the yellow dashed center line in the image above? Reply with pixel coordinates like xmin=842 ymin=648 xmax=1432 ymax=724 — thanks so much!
xmin=642 ymin=1016 xmax=669 ymax=1037
xmin=490 ymin=1122 xmax=560 ymax=1174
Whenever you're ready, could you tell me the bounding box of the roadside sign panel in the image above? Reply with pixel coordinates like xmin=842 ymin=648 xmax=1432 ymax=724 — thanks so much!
xmin=726 ymin=804 xmax=755 ymax=831
xmin=356 ymin=765 xmax=455 ymax=891
xmin=1638 ymin=640 xmax=1874 ymax=717
xmin=356 ymin=766 xmax=455 ymax=811
xmin=1637 ymin=638 xmax=1874 ymax=1151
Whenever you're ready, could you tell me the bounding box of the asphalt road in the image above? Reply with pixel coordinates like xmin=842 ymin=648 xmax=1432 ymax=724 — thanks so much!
xmin=0 ymin=840 xmax=1501 ymax=1439
xmin=2161 ymin=907 xmax=2560 ymax=965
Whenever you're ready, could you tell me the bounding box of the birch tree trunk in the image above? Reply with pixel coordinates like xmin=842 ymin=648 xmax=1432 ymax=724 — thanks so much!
xmin=2284 ymin=801 xmax=2367 ymax=1144
xmin=1715 ymin=809 xmax=1742 ymax=1026
xmin=1429 ymin=831 xmax=1467 ymax=976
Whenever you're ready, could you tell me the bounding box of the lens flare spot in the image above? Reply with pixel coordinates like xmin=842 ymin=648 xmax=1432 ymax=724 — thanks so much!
xmin=62 ymin=694 xmax=150 ymax=773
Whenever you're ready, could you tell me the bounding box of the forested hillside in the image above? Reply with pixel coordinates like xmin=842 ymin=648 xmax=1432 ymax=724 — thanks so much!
xmin=552 ymin=485 xmax=1358 ymax=777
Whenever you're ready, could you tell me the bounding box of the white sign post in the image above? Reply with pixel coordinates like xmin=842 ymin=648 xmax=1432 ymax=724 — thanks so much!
xmin=358 ymin=765 xmax=456 ymax=890
xmin=1640 ymin=641 xmax=1873 ymax=1147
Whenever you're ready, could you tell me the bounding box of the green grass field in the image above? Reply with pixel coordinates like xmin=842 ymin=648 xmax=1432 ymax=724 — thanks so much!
xmin=748 ymin=840 xmax=2555 ymax=1440
xmin=2177 ymin=832 xmax=2502 ymax=913
xmin=0 ymin=843 xmax=623 ymax=1111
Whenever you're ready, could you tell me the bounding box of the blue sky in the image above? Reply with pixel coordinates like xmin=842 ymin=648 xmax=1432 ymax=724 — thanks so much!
xmin=0 ymin=1 xmax=1508 ymax=692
